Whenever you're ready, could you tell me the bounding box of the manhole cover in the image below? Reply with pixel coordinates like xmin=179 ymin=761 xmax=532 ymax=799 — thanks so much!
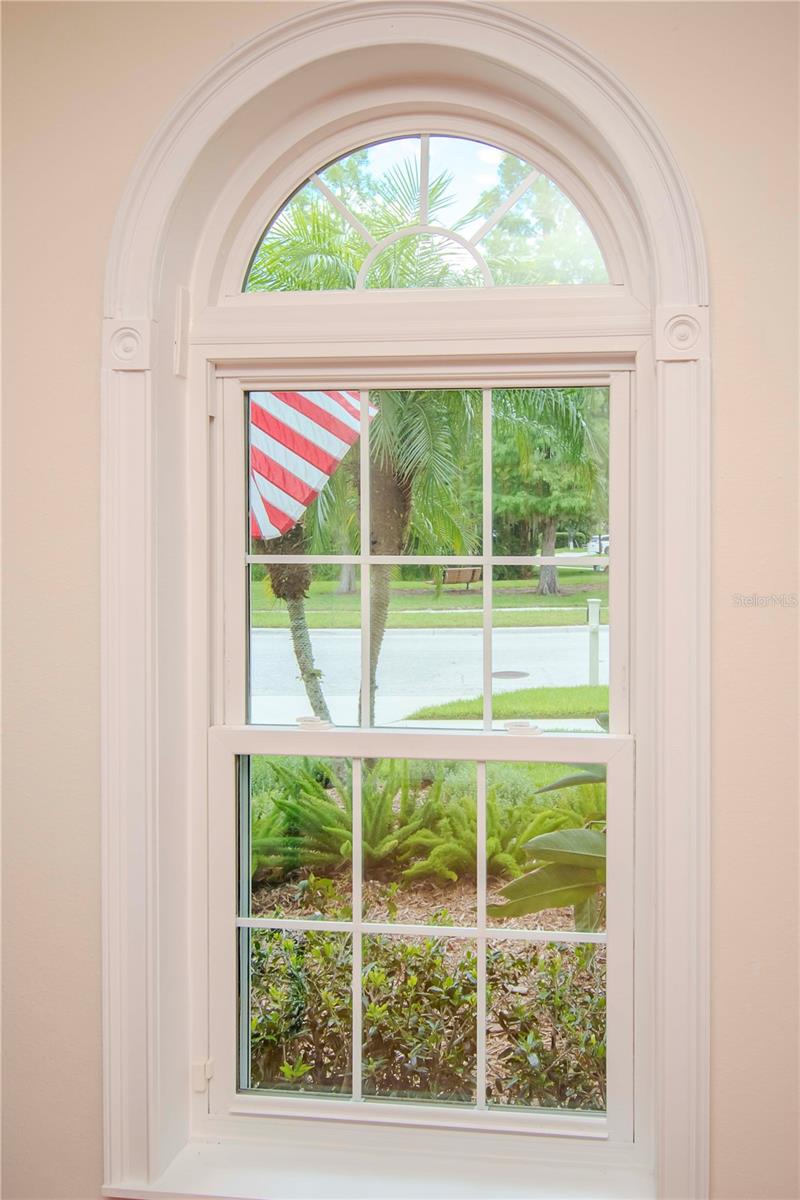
xmin=491 ymin=670 xmax=529 ymax=679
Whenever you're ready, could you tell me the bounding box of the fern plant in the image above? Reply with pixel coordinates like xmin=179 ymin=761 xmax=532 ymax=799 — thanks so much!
xmin=362 ymin=759 xmax=446 ymax=872
xmin=398 ymin=786 xmax=578 ymax=884
xmin=251 ymin=758 xmax=352 ymax=880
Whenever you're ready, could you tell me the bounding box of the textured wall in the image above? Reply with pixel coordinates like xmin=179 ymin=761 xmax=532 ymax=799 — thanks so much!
xmin=2 ymin=3 xmax=797 ymax=1198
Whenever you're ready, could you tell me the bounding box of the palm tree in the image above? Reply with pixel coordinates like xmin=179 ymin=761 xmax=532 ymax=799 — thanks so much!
xmin=256 ymin=525 xmax=332 ymax=722
xmin=247 ymin=151 xmax=599 ymax=720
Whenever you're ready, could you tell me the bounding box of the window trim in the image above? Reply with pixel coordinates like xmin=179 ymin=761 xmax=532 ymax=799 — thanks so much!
xmin=101 ymin=5 xmax=710 ymax=1197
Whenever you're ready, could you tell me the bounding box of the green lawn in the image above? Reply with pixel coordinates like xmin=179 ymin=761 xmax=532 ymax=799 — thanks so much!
xmin=250 ymin=571 xmax=609 ymax=629
xmin=407 ymin=684 xmax=609 ymax=721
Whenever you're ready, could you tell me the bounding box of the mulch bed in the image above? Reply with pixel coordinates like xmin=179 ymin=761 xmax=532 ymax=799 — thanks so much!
xmin=252 ymin=871 xmax=580 ymax=933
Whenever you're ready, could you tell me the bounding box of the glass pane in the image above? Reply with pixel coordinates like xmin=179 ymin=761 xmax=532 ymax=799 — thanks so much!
xmin=362 ymin=760 xmax=477 ymax=926
xmin=368 ymin=566 xmax=484 ymax=728
xmin=492 ymin=386 xmax=609 ymax=557
xmin=492 ymin=566 xmax=609 ymax=732
xmin=369 ymin=388 xmax=482 ymax=556
xmin=248 ymin=389 xmax=363 ymax=555
xmin=428 ymin=136 xmax=530 ymax=236
xmin=364 ymin=234 xmax=483 ymax=289
xmin=248 ymin=756 xmax=352 ymax=920
xmin=249 ymin=565 xmax=361 ymax=726
xmin=245 ymin=189 xmax=369 ymax=291
xmin=246 ymin=929 xmax=352 ymax=1094
xmin=486 ymin=761 xmax=606 ymax=934
xmin=475 ymin=174 xmax=608 ymax=285
xmin=486 ymin=941 xmax=606 ymax=1110
xmin=245 ymin=136 xmax=608 ymax=292
xmin=362 ymin=934 xmax=477 ymax=1103
xmin=318 ymin=137 xmax=422 ymax=237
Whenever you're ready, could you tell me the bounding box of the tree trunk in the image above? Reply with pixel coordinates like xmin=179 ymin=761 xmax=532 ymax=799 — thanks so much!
xmin=336 ymin=563 xmax=356 ymax=594
xmin=264 ymin=525 xmax=331 ymax=721
xmin=537 ymin=517 xmax=560 ymax=595
xmin=285 ymin=597 xmax=331 ymax=721
xmin=369 ymin=565 xmax=392 ymax=725
xmin=364 ymin=457 xmax=411 ymax=723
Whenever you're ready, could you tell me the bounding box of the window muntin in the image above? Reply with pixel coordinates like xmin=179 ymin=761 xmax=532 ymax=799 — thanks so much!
xmin=244 ymin=135 xmax=609 ymax=292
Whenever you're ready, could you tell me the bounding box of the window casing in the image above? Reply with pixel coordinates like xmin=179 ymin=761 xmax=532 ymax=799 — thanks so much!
xmin=101 ymin=7 xmax=710 ymax=1197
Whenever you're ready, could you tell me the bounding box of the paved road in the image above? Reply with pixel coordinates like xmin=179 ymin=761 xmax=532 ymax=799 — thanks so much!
xmin=249 ymin=625 xmax=609 ymax=726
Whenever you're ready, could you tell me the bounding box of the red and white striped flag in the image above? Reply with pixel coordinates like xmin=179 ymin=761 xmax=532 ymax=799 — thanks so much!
xmin=249 ymin=390 xmax=375 ymax=541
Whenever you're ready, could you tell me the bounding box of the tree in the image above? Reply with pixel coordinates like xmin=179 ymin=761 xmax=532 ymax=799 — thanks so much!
xmin=456 ymin=154 xmax=608 ymax=286
xmin=248 ymin=145 xmax=602 ymax=716
xmin=492 ymin=388 xmax=604 ymax=594
xmin=257 ymin=525 xmax=332 ymax=722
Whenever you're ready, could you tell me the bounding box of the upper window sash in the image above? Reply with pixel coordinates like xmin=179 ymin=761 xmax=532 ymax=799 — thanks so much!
xmin=213 ymin=371 xmax=630 ymax=737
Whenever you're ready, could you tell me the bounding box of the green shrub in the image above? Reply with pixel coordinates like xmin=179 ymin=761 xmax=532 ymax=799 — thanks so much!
xmin=398 ymin=791 xmax=576 ymax=883
xmin=487 ymin=941 xmax=606 ymax=1109
xmin=251 ymin=758 xmax=353 ymax=880
xmin=249 ymin=929 xmax=352 ymax=1093
xmin=362 ymin=936 xmax=478 ymax=1102
xmin=488 ymin=770 xmax=607 ymax=928
xmin=250 ymin=757 xmax=604 ymax=890
xmin=248 ymin=934 xmax=606 ymax=1109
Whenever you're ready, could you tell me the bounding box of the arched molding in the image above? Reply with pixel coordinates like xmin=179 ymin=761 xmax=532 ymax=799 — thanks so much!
xmin=105 ymin=0 xmax=707 ymax=320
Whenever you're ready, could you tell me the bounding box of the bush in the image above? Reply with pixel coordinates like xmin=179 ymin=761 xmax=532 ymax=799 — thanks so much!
xmin=363 ymin=935 xmax=478 ymax=1102
xmin=247 ymin=933 xmax=605 ymax=1109
xmin=250 ymin=757 xmax=604 ymax=890
xmin=249 ymin=929 xmax=352 ymax=1093
xmin=487 ymin=941 xmax=606 ymax=1109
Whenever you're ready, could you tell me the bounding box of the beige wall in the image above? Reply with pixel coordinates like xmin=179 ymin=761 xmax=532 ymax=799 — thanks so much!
xmin=2 ymin=2 xmax=797 ymax=1198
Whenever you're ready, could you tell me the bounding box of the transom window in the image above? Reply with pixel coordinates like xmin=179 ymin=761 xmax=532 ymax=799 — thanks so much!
xmin=243 ymin=135 xmax=609 ymax=291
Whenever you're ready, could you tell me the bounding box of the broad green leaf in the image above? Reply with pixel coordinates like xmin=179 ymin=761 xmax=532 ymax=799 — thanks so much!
xmin=574 ymin=895 xmax=603 ymax=932
xmin=523 ymin=828 xmax=606 ymax=873
xmin=489 ymin=863 xmax=601 ymax=918
xmin=535 ymin=765 xmax=607 ymax=794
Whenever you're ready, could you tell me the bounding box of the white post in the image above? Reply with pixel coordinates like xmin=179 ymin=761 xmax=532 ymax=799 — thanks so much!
xmin=587 ymin=597 xmax=601 ymax=685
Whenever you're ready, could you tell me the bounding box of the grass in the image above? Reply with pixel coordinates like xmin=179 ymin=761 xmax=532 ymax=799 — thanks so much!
xmin=406 ymin=684 xmax=609 ymax=721
xmin=250 ymin=572 xmax=609 ymax=630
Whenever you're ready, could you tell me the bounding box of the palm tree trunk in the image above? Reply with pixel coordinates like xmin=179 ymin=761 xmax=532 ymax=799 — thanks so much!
xmin=369 ymin=565 xmax=392 ymax=724
xmin=263 ymin=526 xmax=331 ymax=721
xmin=336 ymin=563 xmax=356 ymax=594
xmin=365 ymin=457 xmax=411 ymax=723
xmin=538 ymin=517 xmax=560 ymax=595
xmin=286 ymin=596 xmax=331 ymax=721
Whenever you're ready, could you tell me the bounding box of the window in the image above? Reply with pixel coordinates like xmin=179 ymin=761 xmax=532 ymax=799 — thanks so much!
xmin=244 ymin=135 xmax=608 ymax=291
xmin=211 ymin=368 xmax=632 ymax=1132
xmin=102 ymin=7 xmax=710 ymax=1198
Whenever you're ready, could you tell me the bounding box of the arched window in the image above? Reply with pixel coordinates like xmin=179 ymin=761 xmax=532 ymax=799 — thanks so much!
xmin=244 ymin=135 xmax=608 ymax=291
xmin=102 ymin=7 xmax=710 ymax=1199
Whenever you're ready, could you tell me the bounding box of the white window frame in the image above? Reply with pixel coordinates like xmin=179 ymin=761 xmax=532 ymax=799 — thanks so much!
xmin=207 ymin=367 xmax=632 ymax=1138
xmin=101 ymin=5 xmax=710 ymax=1198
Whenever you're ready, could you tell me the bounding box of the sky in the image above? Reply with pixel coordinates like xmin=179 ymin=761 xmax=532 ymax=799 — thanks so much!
xmin=339 ymin=134 xmax=532 ymax=233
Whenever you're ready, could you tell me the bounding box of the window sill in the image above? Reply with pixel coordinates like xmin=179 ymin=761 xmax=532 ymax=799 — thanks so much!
xmin=104 ymin=1139 xmax=655 ymax=1200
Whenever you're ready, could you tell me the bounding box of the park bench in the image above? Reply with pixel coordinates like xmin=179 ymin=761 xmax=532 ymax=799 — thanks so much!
xmin=440 ymin=566 xmax=483 ymax=590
